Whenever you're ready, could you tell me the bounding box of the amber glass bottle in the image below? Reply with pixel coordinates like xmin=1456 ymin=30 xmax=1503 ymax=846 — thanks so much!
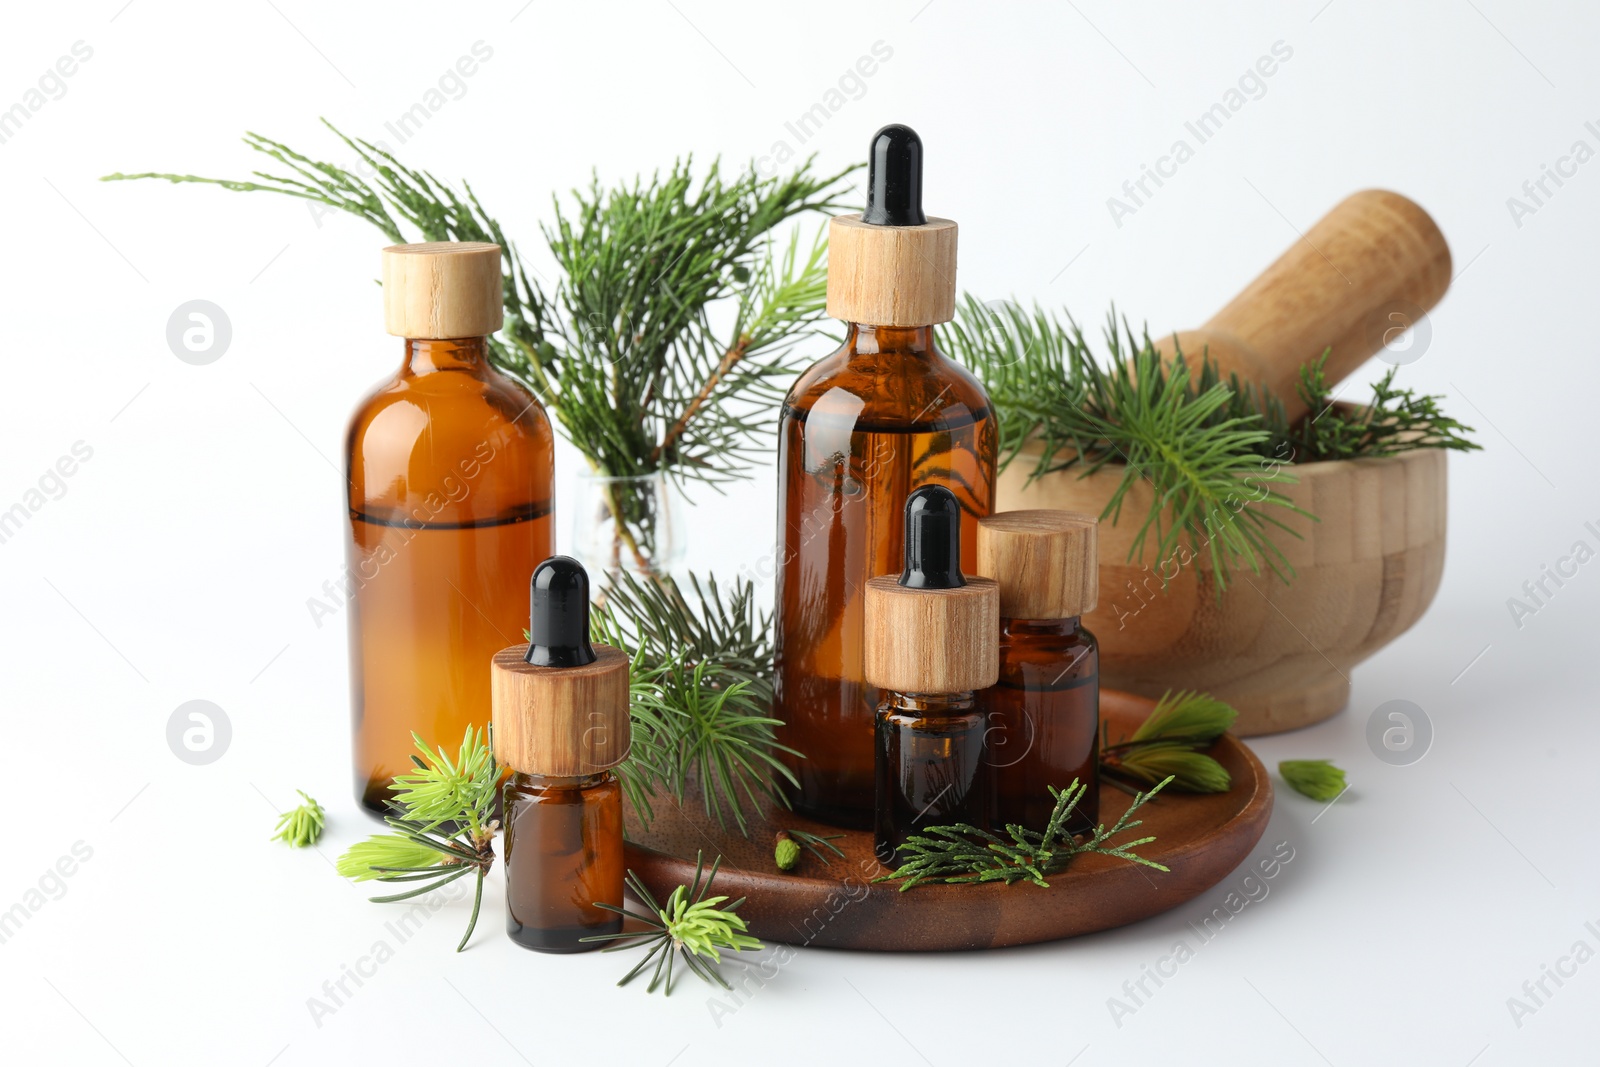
xmin=346 ymin=242 xmax=554 ymax=814
xmin=865 ymin=487 xmax=999 ymax=862
xmin=492 ymin=557 xmax=629 ymax=953
xmin=976 ymin=511 xmax=1101 ymax=834
xmin=774 ymin=125 xmax=995 ymax=827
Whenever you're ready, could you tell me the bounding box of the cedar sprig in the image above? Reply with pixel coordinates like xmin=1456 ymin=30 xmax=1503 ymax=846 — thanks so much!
xmin=271 ymin=790 xmax=326 ymax=848
xmin=873 ymin=776 xmax=1173 ymax=890
xmin=1101 ymin=690 xmax=1237 ymax=794
xmin=582 ymin=853 xmax=762 ymax=995
xmin=103 ymin=123 xmax=857 ymax=570
xmin=334 ymin=727 xmax=499 ymax=952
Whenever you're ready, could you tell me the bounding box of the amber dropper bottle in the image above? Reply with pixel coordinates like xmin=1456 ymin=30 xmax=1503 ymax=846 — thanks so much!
xmin=865 ymin=486 xmax=999 ymax=863
xmin=976 ymin=510 xmax=1100 ymax=834
xmin=491 ymin=556 xmax=629 ymax=953
xmin=774 ymin=124 xmax=996 ymax=827
xmin=346 ymin=242 xmax=555 ymax=815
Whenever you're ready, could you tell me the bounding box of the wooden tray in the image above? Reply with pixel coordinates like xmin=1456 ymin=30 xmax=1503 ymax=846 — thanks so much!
xmin=623 ymin=690 xmax=1273 ymax=951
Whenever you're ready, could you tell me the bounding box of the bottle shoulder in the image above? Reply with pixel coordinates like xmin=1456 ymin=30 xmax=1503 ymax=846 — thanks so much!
xmin=782 ymin=336 xmax=992 ymax=430
xmin=346 ymin=362 xmax=553 ymax=517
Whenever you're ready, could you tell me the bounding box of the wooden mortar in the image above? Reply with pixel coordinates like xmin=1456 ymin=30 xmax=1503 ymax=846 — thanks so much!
xmin=1000 ymin=190 xmax=1453 ymax=735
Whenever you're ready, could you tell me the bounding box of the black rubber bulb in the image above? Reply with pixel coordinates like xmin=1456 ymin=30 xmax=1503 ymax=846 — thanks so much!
xmin=524 ymin=555 xmax=597 ymax=667
xmin=898 ymin=485 xmax=965 ymax=590
xmin=862 ymin=123 xmax=926 ymax=226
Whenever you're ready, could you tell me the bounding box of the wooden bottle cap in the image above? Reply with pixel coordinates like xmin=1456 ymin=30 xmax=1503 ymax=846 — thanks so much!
xmin=976 ymin=510 xmax=1099 ymax=619
xmin=490 ymin=644 xmax=631 ymax=777
xmin=382 ymin=241 xmax=503 ymax=339
xmin=864 ymin=576 xmax=999 ymax=693
xmin=826 ymin=214 xmax=958 ymax=326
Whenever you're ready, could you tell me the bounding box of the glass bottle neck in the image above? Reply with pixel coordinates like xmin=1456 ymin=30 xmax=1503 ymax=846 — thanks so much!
xmin=1000 ymin=616 xmax=1082 ymax=639
xmin=404 ymin=336 xmax=488 ymax=374
xmin=845 ymin=323 xmax=938 ymax=358
xmin=510 ymin=770 xmax=611 ymax=790
xmin=886 ymin=691 xmax=976 ymax=714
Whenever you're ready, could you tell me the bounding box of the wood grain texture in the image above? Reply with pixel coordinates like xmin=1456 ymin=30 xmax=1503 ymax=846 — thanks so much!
xmin=863 ymin=574 xmax=999 ymax=693
xmin=1156 ymin=189 xmax=1451 ymax=423
xmin=997 ymin=445 xmax=1447 ymax=735
xmin=977 ymin=509 xmax=1099 ymax=619
xmin=623 ymin=690 xmax=1272 ymax=951
xmin=382 ymin=241 xmax=503 ymax=339
xmin=490 ymin=644 xmax=631 ymax=776
xmin=825 ymin=213 xmax=958 ymax=326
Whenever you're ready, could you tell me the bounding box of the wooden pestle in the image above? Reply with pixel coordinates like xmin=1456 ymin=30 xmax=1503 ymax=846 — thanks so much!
xmin=1157 ymin=189 xmax=1452 ymax=423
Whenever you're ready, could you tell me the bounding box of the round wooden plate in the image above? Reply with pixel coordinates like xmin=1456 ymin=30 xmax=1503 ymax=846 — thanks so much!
xmin=622 ymin=690 xmax=1273 ymax=951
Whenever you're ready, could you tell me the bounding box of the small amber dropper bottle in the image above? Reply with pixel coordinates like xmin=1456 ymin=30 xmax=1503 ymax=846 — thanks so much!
xmin=865 ymin=486 xmax=999 ymax=863
xmin=491 ymin=556 xmax=628 ymax=953
xmin=976 ymin=510 xmax=1100 ymax=834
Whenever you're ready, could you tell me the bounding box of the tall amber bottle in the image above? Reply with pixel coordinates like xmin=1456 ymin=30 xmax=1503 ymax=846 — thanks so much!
xmin=774 ymin=124 xmax=996 ymax=826
xmin=492 ymin=557 xmax=628 ymax=953
xmin=976 ymin=511 xmax=1101 ymax=834
xmin=346 ymin=242 xmax=554 ymax=814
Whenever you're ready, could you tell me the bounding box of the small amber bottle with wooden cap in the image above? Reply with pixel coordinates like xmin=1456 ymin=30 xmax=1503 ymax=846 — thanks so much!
xmin=346 ymin=241 xmax=555 ymax=815
xmin=865 ymin=486 xmax=999 ymax=862
xmin=775 ymin=124 xmax=996 ymax=826
xmin=976 ymin=510 xmax=1100 ymax=834
xmin=491 ymin=556 xmax=629 ymax=953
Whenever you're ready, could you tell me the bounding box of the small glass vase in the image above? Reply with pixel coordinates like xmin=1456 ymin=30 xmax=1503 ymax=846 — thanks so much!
xmin=571 ymin=471 xmax=684 ymax=577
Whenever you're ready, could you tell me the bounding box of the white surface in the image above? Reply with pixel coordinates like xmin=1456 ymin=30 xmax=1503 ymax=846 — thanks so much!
xmin=3 ymin=1 xmax=1597 ymax=1064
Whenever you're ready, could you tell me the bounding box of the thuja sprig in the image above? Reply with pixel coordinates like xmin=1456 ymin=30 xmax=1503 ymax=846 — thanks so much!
xmin=271 ymin=790 xmax=326 ymax=848
xmin=582 ymin=853 xmax=762 ymax=995
xmin=1279 ymin=759 xmax=1347 ymax=802
xmin=335 ymin=727 xmax=499 ymax=952
xmin=1101 ymin=690 xmax=1237 ymax=794
xmin=873 ymin=777 xmax=1173 ymax=890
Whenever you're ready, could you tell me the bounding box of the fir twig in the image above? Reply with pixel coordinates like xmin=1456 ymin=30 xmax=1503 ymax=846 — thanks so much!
xmin=1101 ymin=690 xmax=1236 ymax=794
xmin=582 ymin=853 xmax=762 ymax=995
xmin=334 ymin=727 xmax=500 ymax=952
xmin=592 ymin=570 xmax=796 ymax=835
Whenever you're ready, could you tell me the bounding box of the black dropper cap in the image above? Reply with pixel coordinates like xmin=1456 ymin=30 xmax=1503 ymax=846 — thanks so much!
xmin=524 ymin=555 xmax=597 ymax=667
xmin=862 ymin=124 xmax=926 ymax=227
xmin=898 ymin=485 xmax=965 ymax=590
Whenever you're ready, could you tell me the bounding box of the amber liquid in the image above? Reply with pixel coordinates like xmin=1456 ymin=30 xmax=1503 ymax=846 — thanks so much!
xmin=874 ymin=691 xmax=989 ymax=863
xmin=774 ymin=325 xmax=995 ymax=826
xmin=346 ymin=338 xmax=554 ymax=814
xmin=503 ymin=772 xmax=624 ymax=953
xmin=982 ymin=617 xmax=1100 ymax=833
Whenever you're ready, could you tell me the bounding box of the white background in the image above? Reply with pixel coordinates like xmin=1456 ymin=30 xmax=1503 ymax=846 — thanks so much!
xmin=2 ymin=1 xmax=1597 ymax=1064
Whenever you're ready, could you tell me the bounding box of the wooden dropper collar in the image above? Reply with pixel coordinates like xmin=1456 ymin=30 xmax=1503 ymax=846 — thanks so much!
xmin=491 ymin=557 xmax=630 ymax=777
xmin=976 ymin=510 xmax=1099 ymax=620
xmin=825 ymin=124 xmax=958 ymax=327
xmin=864 ymin=486 xmax=999 ymax=694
